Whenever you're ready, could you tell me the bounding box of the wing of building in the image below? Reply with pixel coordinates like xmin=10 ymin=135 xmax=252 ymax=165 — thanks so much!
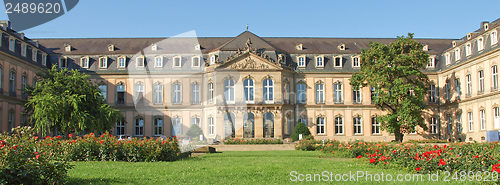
xmin=1 ymin=19 xmax=499 ymax=142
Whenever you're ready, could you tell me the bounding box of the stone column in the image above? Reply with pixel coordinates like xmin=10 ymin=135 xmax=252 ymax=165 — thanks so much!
xmin=254 ymin=111 xmax=264 ymax=138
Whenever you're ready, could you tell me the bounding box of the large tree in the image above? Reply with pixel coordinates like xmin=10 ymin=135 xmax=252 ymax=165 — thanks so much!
xmin=350 ymin=33 xmax=430 ymax=142
xmin=25 ymin=66 xmax=122 ymax=136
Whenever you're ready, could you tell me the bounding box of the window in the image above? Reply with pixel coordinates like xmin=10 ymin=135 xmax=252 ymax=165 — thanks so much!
xmin=153 ymin=82 xmax=163 ymax=104
xmin=99 ymin=57 xmax=107 ymax=68
xmin=154 ymin=56 xmax=163 ymax=68
xmin=445 ymin=83 xmax=451 ymax=102
xmin=9 ymin=70 xmax=15 ymax=96
xmin=172 ymin=83 xmax=182 ymax=104
xmin=116 ymin=83 xmax=125 ymax=105
xmin=478 ymin=70 xmax=484 ymax=93
xmin=8 ymin=110 xmax=14 ymax=131
xmin=446 ymin=116 xmax=453 ymax=135
xmin=283 ymin=82 xmax=290 ymax=103
xmin=210 ymin=55 xmax=216 ymax=65
xmin=151 ymin=44 xmax=157 ymax=51
xmin=191 ymin=117 xmax=200 ymax=126
xmin=334 ymin=56 xmax=342 ymax=67
xmin=263 ymin=78 xmax=274 ymax=103
xmin=208 ymin=117 xmax=215 ymax=135
xmin=494 ymin=107 xmax=500 ymax=129
xmin=454 ymin=48 xmax=461 ymax=61
xmin=136 ymin=56 xmax=145 ymax=67
xmin=477 ymin=37 xmax=484 ymax=51
xmin=64 ymin=45 xmax=71 ymax=52
xmin=135 ymin=117 xmax=144 ymax=136
xmin=172 ymin=117 xmax=182 ymax=136
xmin=466 ymin=74 xmax=472 ymax=96
xmin=315 ymin=82 xmax=324 ymax=104
xmin=284 ymin=114 xmax=291 ymax=136
xmin=9 ymin=38 xmax=15 ymax=52
xmin=134 ymin=82 xmax=144 ymax=104
xmin=370 ymin=86 xmax=378 ymax=104
xmin=334 ymin=82 xmax=343 ymax=103
xmin=21 ymin=44 xmax=26 ymax=57
xmin=491 ymin=30 xmax=498 ymax=45
xmin=32 ymin=49 xmax=37 ymax=61
xmin=208 ymin=82 xmax=214 ymax=104
xmin=352 ymin=86 xmax=362 ymax=104
xmin=430 ymin=117 xmax=438 ymax=134
xmin=297 ymin=56 xmax=305 ymax=67
xmin=298 ymin=117 xmax=307 ymax=126
xmin=316 ymin=117 xmax=325 ymax=134
xmin=315 ymin=56 xmax=324 ymax=67
xmin=0 ymin=67 xmax=3 ymax=91
xmin=118 ymin=57 xmax=126 ymax=68
xmin=173 ymin=56 xmax=182 ymax=67
xmin=224 ymin=79 xmax=235 ymax=104
xmin=445 ymin=53 xmax=451 ymax=65
xmin=115 ymin=120 xmax=125 ymax=136
xmin=468 ymin=112 xmax=473 ymax=131
xmin=427 ymin=56 xmax=435 ymax=68
xmin=371 ymin=117 xmax=380 ymax=134
xmin=225 ymin=113 xmax=236 ymax=138
xmin=80 ymin=57 xmax=89 ymax=68
xmin=455 ymin=79 xmax=461 ymax=100
xmin=263 ymin=112 xmax=274 ymax=138
xmin=480 ymin=110 xmax=486 ymax=130
xmin=352 ymin=56 xmax=360 ymax=67
xmin=192 ymin=56 xmax=201 ymax=67
xmin=493 ymin=65 xmax=498 ymax=90
xmin=244 ymin=78 xmax=254 ymax=103
xmin=335 ymin=116 xmax=343 ymax=135
xmin=98 ymin=84 xmax=107 ymax=101
xmin=21 ymin=74 xmax=26 ymax=99
xmin=353 ymin=116 xmax=362 ymax=134
xmin=191 ymin=83 xmax=200 ymax=104
xmin=42 ymin=54 xmax=47 ymax=66
xmin=59 ymin=57 xmax=67 ymax=68
xmin=153 ymin=117 xmax=164 ymax=136
xmin=296 ymin=83 xmax=306 ymax=104
xmin=465 ymin=43 xmax=472 ymax=56
xmin=456 ymin=113 xmax=462 ymax=133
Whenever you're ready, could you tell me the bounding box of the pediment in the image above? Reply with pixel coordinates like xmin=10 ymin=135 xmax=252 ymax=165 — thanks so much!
xmin=217 ymin=52 xmax=282 ymax=71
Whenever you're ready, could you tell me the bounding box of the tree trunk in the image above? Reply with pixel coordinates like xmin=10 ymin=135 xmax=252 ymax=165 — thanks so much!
xmin=394 ymin=126 xmax=404 ymax=142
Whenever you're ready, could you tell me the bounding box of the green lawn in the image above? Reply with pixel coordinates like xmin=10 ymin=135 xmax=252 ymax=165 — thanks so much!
xmin=68 ymin=150 xmax=484 ymax=184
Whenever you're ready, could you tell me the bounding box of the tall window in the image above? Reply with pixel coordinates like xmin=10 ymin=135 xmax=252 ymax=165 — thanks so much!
xmin=153 ymin=82 xmax=163 ymax=104
xmin=135 ymin=117 xmax=144 ymax=136
xmin=494 ymin=107 xmax=500 ymax=129
xmin=191 ymin=83 xmax=200 ymax=104
xmin=297 ymin=56 xmax=305 ymax=67
xmin=244 ymin=78 xmax=254 ymax=103
xmin=371 ymin=117 xmax=380 ymax=134
xmin=172 ymin=83 xmax=182 ymax=104
xmin=8 ymin=39 xmax=14 ymax=52
xmin=334 ymin=56 xmax=342 ymax=67
xmin=0 ymin=67 xmax=3 ymax=92
xmin=32 ymin=49 xmax=37 ymax=61
xmin=427 ymin=56 xmax=435 ymax=68
xmin=136 ymin=56 xmax=145 ymax=67
xmin=224 ymin=79 xmax=235 ymax=103
xmin=456 ymin=113 xmax=462 ymax=133
xmin=335 ymin=116 xmax=343 ymax=135
xmin=98 ymin=84 xmax=107 ymax=101
xmin=192 ymin=56 xmax=200 ymax=67
xmin=445 ymin=53 xmax=450 ymax=65
xmin=116 ymin=83 xmax=125 ymax=105
xmin=172 ymin=117 xmax=182 ymax=136
xmin=315 ymin=82 xmax=325 ymax=104
xmin=478 ymin=70 xmax=484 ymax=93
xmin=42 ymin=54 xmax=47 ymax=66
xmin=480 ymin=110 xmax=486 ymax=130
xmin=285 ymin=114 xmax=292 ymax=136
xmin=81 ymin=57 xmax=89 ymax=68
xmin=429 ymin=84 xmax=437 ymax=103
xmin=9 ymin=70 xmax=15 ymax=96
xmin=21 ymin=44 xmax=26 ymax=57
xmin=492 ymin=65 xmax=498 ymax=90
xmin=298 ymin=117 xmax=307 ymax=126
xmin=352 ymin=57 xmax=360 ymax=67
xmin=455 ymin=79 xmax=461 ymax=100
xmin=154 ymin=56 xmax=163 ymax=68
xmin=263 ymin=78 xmax=274 ymax=103
xmin=477 ymin=37 xmax=484 ymax=51
xmin=370 ymin=86 xmax=378 ymax=104
xmin=208 ymin=82 xmax=214 ymax=103
xmin=118 ymin=57 xmax=126 ymax=68
xmin=315 ymin=56 xmax=324 ymax=67
xmin=8 ymin=110 xmax=14 ymax=131
xmin=466 ymin=74 xmax=472 ymax=96
xmin=352 ymin=86 xmax=361 ymax=104
xmin=99 ymin=57 xmax=107 ymax=68
xmin=465 ymin=43 xmax=472 ymax=56
xmin=283 ymin=82 xmax=290 ymax=104
xmin=243 ymin=113 xmax=255 ymax=138
xmin=153 ymin=117 xmax=164 ymax=136
xmin=263 ymin=112 xmax=274 ymax=138
xmin=445 ymin=83 xmax=451 ymax=102
xmin=430 ymin=117 xmax=438 ymax=134
xmin=468 ymin=112 xmax=473 ymax=131
xmin=191 ymin=117 xmax=200 ymax=126
xmin=296 ymin=83 xmax=306 ymax=104
xmin=455 ymin=48 xmax=461 ymax=61
xmin=224 ymin=113 xmax=235 ymax=138
xmin=115 ymin=120 xmax=125 ymax=136
xmin=446 ymin=116 xmax=453 ymax=135
xmin=491 ymin=30 xmax=498 ymax=45
xmin=316 ymin=117 xmax=325 ymax=134
xmin=208 ymin=117 xmax=215 ymax=135
xmin=21 ymin=74 xmax=26 ymax=99
xmin=134 ymin=82 xmax=144 ymax=104
xmin=353 ymin=116 xmax=362 ymax=134
xmin=334 ymin=82 xmax=343 ymax=103
xmin=173 ymin=56 xmax=182 ymax=67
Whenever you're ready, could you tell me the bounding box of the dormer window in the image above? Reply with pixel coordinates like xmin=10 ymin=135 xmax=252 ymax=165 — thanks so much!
xmin=454 ymin=48 xmax=461 ymax=61
xmin=467 ymin=33 xmax=472 ymax=40
xmin=296 ymin=43 xmax=303 ymax=50
xmin=297 ymin=56 xmax=306 ymax=68
xmin=422 ymin=45 xmax=429 ymax=51
xmin=21 ymin=44 xmax=26 ymax=57
xmin=315 ymin=56 xmax=324 ymax=68
xmin=59 ymin=57 xmax=67 ymax=68
xmin=352 ymin=56 xmax=360 ymax=67
xmin=80 ymin=56 xmax=89 ymax=68
xmin=465 ymin=43 xmax=472 ymax=56
xmin=192 ymin=56 xmax=201 ymax=67
xmin=32 ymin=49 xmax=37 ymax=61
xmin=99 ymin=56 xmax=108 ymax=69
xmin=452 ymin=41 xmax=457 ymax=47
xmin=484 ymin=23 xmax=489 ymax=31
xmin=445 ymin=53 xmax=451 ymax=65
xmin=173 ymin=56 xmax=182 ymax=67
xmin=151 ymin=44 xmax=157 ymax=51
xmin=154 ymin=56 xmax=163 ymax=68
xmin=42 ymin=54 xmax=47 ymax=66
xmin=8 ymin=38 xmax=15 ymax=52
xmin=210 ymin=55 xmax=216 ymax=65
xmin=477 ymin=37 xmax=484 ymax=51
xmin=194 ymin=44 xmax=201 ymax=50
xmin=334 ymin=56 xmax=342 ymax=67
xmin=117 ymin=56 xmax=126 ymax=68
xmin=108 ymin=44 xmax=115 ymax=51
xmin=136 ymin=56 xmax=145 ymax=67
xmin=491 ymin=30 xmax=498 ymax=46
xmin=338 ymin=44 xmax=345 ymax=51
xmin=64 ymin=45 xmax=71 ymax=52
xmin=427 ymin=56 xmax=435 ymax=68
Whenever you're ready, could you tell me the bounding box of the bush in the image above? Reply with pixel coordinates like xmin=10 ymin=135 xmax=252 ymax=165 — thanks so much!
xmin=223 ymin=138 xmax=283 ymax=145
xmin=291 ymin=121 xmax=311 ymax=141
xmin=185 ymin=124 xmax=203 ymax=140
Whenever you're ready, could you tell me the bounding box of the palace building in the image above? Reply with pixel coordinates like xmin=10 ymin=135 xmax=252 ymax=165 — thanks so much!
xmin=0 ymin=19 xmax=499 ymax=142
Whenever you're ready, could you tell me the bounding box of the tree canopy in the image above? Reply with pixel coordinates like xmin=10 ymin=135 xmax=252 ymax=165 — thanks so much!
xmin=350 ymin=33 xmax=430 ymax=142
xmin=25 ymin=66 xmax=122 ymax=136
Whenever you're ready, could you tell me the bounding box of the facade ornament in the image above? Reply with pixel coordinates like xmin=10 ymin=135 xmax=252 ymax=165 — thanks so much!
xmin=230 ymin=57 xmax=269 ymax=70
xmin=245 ymin=38 xmax=252 ymax=51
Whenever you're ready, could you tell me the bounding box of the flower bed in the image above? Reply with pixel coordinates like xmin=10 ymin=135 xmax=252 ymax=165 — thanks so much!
xmin=223 ymin=138 xmax=283 ymax=145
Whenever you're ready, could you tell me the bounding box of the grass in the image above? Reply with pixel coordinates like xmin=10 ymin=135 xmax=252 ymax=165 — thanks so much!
xmin=68 ymin=150 xmax=484 ymax=185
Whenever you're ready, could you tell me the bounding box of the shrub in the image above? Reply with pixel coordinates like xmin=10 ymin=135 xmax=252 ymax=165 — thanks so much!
xmin=291 ymin=121 xmax=311 ymax=141
xmin=223 ymin=138 xmax=283 ymax=145
xmin=185 ymin=124 xmax=203 ymax=140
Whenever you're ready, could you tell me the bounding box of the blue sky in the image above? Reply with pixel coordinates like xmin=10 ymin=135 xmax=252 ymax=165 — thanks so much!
xmin=0 ymin=0 xmax=499 ymax=39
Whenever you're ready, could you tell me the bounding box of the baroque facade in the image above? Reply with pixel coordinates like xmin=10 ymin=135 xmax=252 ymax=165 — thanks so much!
xmin=0 ymin=19 xmax=499 ymax=142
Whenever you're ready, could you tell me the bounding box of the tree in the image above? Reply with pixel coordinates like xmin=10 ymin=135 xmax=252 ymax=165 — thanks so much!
xmin=350 ymin=33 xmax=430 ymax=142
xmin=25 ymin=66 xmax=122 ymax=136
xmin=185 ymin=124 xmax=203 ymax=140
xmin=291 ymin=121 xmax=311 ymax=141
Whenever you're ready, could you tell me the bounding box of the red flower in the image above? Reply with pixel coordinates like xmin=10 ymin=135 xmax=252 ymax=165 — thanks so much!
xmin=35 ymin=154 xmax=40 ymax=160
xmin=331 ymin=151 xmax=334 ymax=154
xmin=56 ymin=136 xmax=62 ymax=139
xmin=0 ymin=140 xmax=5 ymax=148
xmin=357 ymin=155 xmax=363 ymax=159
xmin=438 ymin=159 xmax=446 ymax=166
xmin=99 ymin=140 xmax=104 ymax=144
xmin=473 ymin=155 xmax=479 ymax=159
xmin=492 ymin=164 xmax=500 ymax=173
xmin=68 ymin=134 xmax=73 ymax=138
xmin=12 ymin=145 xmax=18 ymax=150
xmin=416 ymin=167 xmax=421 ymax=171
xmin=369 ymin=158 xmax=376 ymax=163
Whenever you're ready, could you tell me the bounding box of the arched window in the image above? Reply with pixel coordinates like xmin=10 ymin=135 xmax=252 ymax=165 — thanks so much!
xmin=115 ymin=119 xmax=125 ymax=136
xmin=315 ymin=82 xmax=324 ymax=104
xmin=153 ymin=117 xmax=164 ymax=136
xmin=208 ymin=116 xmax=215 ymax=135
xmin=316 ymin=117 xmax=325 ymax=134
xmin=333 ymin=82 xmax=343 ymax=103
xmin=263 ymin=112 xmax=274 ymax=138
xmin=371 ymin=116 xmax=380 ymax=134
xmin=116 ymin=82 xmax=125 ymax=105
xmin=335 ymin=116 xmax=343 ymax=135
xmin=263 ymin=78 xmax=274 ymax=103
xmin=172 ymin=117 xmax=182 ymax=136
xmin=9 ymin=70 xmax=15 ymax=96
xmin=172 ymin=82 xmax=182 ymax=104
xmin=208 ymin=82 xmax=214 ymax=104
xmin=224 ymin=79 xmax=235 ymax=103
xmin=430 ymin=117 xmax=438 ymax=134
xmin=243 ymin=112 xmax=255 ymax=138
xmin=135 ymin=117 xmax=144 ymax=136
xmin=21 ymin=73 xmax=27 ymax=99
xmin=134 ymin=82 xmax=144 ymax=104
xmin=191 ymin=83 xmax=200 ymax=104
xmin=285 ymin=113 xmax=292 ymax=135
xmin=353 ymin=116 xmax=362 ymax=134
xmin=224 ymin=112 xmax=235 ymax=138
xmin=191 ymin=117 xmax=200 ymax=126
xmin=244 ymin=78 xmax=254 ymax=103
xmin=153 ymin=82 xmax=163 ymax=104
xmin=296 ymin=83 xmax=306 ymax=104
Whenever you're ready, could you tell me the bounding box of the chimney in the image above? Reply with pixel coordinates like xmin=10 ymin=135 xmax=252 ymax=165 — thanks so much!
xmin=0 ymin=20 xmax=11 ymax=29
